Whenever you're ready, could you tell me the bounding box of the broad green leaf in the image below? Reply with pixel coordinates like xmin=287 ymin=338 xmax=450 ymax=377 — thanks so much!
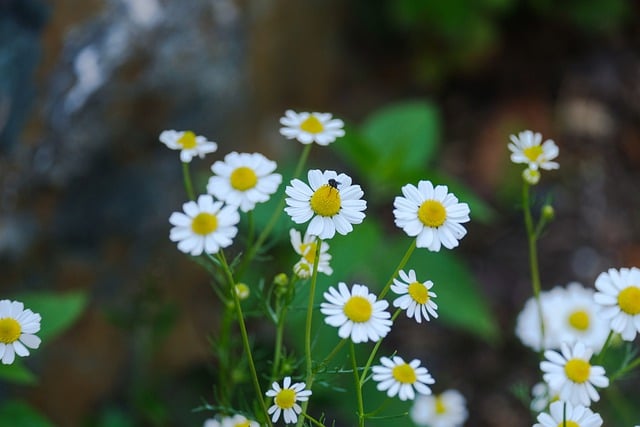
xmin=0 ymin=358 xmax=37 ymax=385
xmin=15 ymin=291 xmax=87 ymax=342
xmin=0 ymin=401 xmax=53 ymax=427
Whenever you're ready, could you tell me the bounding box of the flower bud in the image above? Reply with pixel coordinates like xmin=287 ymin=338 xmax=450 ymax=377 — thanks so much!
xmin=234 ymin=283 xmax=250 ymax=300
xmin=522 ymin=167 xmax=540 ymax=185
xmin=541 ymin=205 xmax=555 ymax=221
xmin=273 ymin=273 xmax=289 ymax=287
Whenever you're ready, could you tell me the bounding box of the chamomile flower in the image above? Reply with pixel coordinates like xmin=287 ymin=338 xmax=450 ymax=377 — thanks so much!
xmin=289 ymin=228 xmax=332 ymax=277
xmin=203 ymin=415 xmax=259 ymax=427
xmin=265 ymin=377 xmax=312 ymax=424
xmin=284 ymin=170 xmax=366 ymax=240
xmin=159 ymin=130 xmax=218 ymax=163
xmin=551 ymin=283 xmax=609 ymax=353
xmin=515 ymin=290 xmax=557 ymax=351
xmin=372 ymin=356 xmax=435 ymax=401
xmin=169 ymin=194 xmax=240 ymax=256
xmin=391 ymin=269 xmax=438 ymax=323
xmin=320 ymin=282 xmax=392 ymax=343
xmin=279 ymin=110 xmax=345 ymax=145
xmin=508 ymin=130 xmax=559 ymax=171
xmin=207 ymin=152 xmax=282 ymax=212
xmin=393 ymin=181 xmax=470 ymax=251
xmin=534 ymin=400 xmax=603 ymax=427
xmin=410 ymin=389 xmax=468 ymax=427
xmin=0 ymin=300 xmax=41 ymax=365
xmin=540 ymin=341 xmax=609 ymax=407
xmin=593 ymin=267 xmax=640 ymax=341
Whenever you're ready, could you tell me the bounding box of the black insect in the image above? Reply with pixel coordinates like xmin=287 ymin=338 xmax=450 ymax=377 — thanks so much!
xmin=328 ymin=178 xmax=341 ymax=190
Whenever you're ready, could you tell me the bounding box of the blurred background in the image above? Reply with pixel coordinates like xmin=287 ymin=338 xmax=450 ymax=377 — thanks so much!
xmin=1 ymin=0 xmax=640 ymax=425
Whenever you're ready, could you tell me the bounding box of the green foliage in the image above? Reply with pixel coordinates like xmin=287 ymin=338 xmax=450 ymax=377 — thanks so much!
xmin=0 ymin=401 xmax=54 ymax=427
xmin=0 ymin=359 xmax=37 ymax=385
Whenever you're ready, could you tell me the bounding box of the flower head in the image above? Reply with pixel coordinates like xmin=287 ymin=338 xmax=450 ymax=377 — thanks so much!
xmin=410 ymin=389 xmax=468 ymax=427
xmin=289 ymin=228 xmax=332 ymax=277
xmin=284 ymin=170 xmax=366 ymax=240
xmin=207 ymin=152 xmax=282 ymax=212
xmin=515 ymin=289 xmax=558 ymax=352
xmin=393 ymin=181 xmax=470 ymax=251
xmin=169 ymin=194 xmax=240 ymax=256
xmin=265 ymin=377 xmax=312 ymax=424
xmin=159 ymin=130 xmax=217 ymax=163
xmin=0 ymin=300 xmax=41 ymax=365
xmin=534 ymin=400 xmax=603 ymax=427
xmin=540 ymin=341 xmax=609 ymax=407
xmin=279 ymin=110 xmax=344 ymax=145
xmin=508 ymin=130 xmax=559 ymax=171
xmin=203 ymin=415 xmax=259 ymax=427
xmin=391 ymin=269 xmax=438 ymax=323
xmin=320 ymin=282 xmax=392 ymax=343
xmin=372 ymin=356 xmax=435 ymax=401
xmin=593 ymin=267 xmax=640 ymax=341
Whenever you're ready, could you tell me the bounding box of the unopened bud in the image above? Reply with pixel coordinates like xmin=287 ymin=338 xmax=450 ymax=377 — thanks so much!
xmin=541 ymin=205 xmax=555 ymax=221
xmin=522 ymin=168 xmax=540 ymax=185
xmin=274 ymin=273 xmax=289 ymax=287
xmin=234 ymin=283 xmax=250 ymax=300
xmin=293 ymin=260 xmax=312 ymax=279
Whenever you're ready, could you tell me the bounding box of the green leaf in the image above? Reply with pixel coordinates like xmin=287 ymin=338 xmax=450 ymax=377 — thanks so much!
xmin=0 ymin=358 xmax=37 ymax=385
xmin=15 ymin=291 xmax=87 ymax=342
xmin=0 ymin=401 xmax=54 ymax=427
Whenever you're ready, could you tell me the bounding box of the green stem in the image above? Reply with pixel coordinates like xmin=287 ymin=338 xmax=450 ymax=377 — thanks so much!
xmin=379 ymin=240 xmax=417 ymax=299
xmin=217 ymin=298 xmax=234 ymax=406
xmin=314 ymin=339 xmax=347 ymax=375
xmin=271 ymin=300 xmax=288 ymax=382
xmin=360 ymin=309 xmax=402 ymax=384
xmin=350 ymin=342 xmax=365 ymax=427
xmin=595 ymin=330 xmax=614 ymax=365
xmin=610 ymin=356 xmax=640 ymax=381
xmin=182 ymin=161 xmax=196 ymax=200
xmin=236 ymin=144 xmax=313 ymax=279
xmin=216 ymin=251 xmax=273 ymax=427
xmin=522 ymin=182 xmax=545 ymax=354
xmin=301 ymin=412 xmax=326 ymax=427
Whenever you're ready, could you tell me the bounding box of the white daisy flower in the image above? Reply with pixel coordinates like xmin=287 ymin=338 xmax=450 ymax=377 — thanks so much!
xmin=391 ymin=269 xmax=438 ymax=323
xmin=169 ymin=194 xmax=240 ymax=256
xmin=0 ymin=300 xmax=41 ymax=365
xmin=393 ymin=181 xmax=470 ymax=252
xmin=279 ymin=110 xmax=345 ymax=145
xmin=410 ymin=389 xmax=468 ymax=427
xmin=534 ymin=400 xmax=603 ymax=427
xmin=319 ymin=282 xmax=392 ymax=343
xmin=289 ymin=228 xmax=332 ymax=277
xmin=265 ymin=376 xmax=312 ymax=424
xmin=540 ymin=341 xmax=609 ymax=407
xmin=508 ymin=130 xmax=559 ymax=171
xmin=207 ymin=152 xmax=282 ymax=212
xmin=159 ymin=130 xmax=218 ymax=163
xmin=284 ymin=170 xmax=366 ymax=240
xmin=551 ymin=282 xmax=610 ymax=353
xmin=593 ymin=267 xmax=640 ymax=341
xmin=204 ymin=415 xmax=259 ymax=427
xmin=371 ymin=355 xmax=435 ymax=401
xmin=530 ymin=382 xmax=555 ymax=413
xmin=515 ymin=290 xmax=558 ymax=351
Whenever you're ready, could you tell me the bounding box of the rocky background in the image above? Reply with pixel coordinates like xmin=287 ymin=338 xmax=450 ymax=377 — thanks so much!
xmin=1 ymin=0 xmax=640 ymax=425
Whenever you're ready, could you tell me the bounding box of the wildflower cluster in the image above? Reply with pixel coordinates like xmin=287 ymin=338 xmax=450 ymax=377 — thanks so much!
xmin=161 ymin=110 xmax=471 ymax=426
xmin=509 ymin=131 xmax=640 ymax=426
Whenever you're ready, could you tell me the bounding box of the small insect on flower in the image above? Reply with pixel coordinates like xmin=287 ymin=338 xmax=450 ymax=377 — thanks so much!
xmin=327 ymin=178 xmax=340 ymax=190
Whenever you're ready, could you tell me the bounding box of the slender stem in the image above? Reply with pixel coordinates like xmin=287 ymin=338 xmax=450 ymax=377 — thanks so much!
xmin=595 ymin=330 xmax=614 ymax=365
xmin=216 ymin=251 xmax=273 ymax=427
xmin=350 ymin=342 xmax=365 ymax=427
xmin=237 ymin=144 xmax=313 ymax=279
xmin=314 ymin=339 xmax=347 ymax=375
xmin=610 ymin=356 xmax=640 ymax=381
xmin=379 ymin=240 xmax=417 ymax=299
xmin=217 ymin=298 xmax=234 ymax=406
xmin=182 ymin=161 xmax=196 ymax=200
xmin=360 ymin=309 xmax=402 ymax=384
xmin=301 ymin=412 xmax=326 ymax=427
xmin=271 ymin=299 xmax=288 ymax=382
xmin=522 ymin=182 xmax=545 ymax=353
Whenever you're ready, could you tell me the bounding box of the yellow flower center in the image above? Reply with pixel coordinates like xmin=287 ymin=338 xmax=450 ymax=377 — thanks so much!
xmin=391 ymin=363 xmax=417 ymax=384
xmin=618 ymin=286 xmax=640 ymax=315
xmin=343 ymin=296 xmax=372 ymax=323
xmin=523 ymin=145 xmax=543 ymax=162
xmin=300 ymin=242 xmax=318 ymax=264
xmin=568 ymin=309 xmax=590 ymax=331
xmin=230 ymin=166 xmax=258 ymax=191
xmin=0 ymin=317 xmax=21 ymax=344
xmin=177 ymin=131 xmax=197 ymax=149
xmin=564 ymin=358 xmax=591 ymax=383
xmin=408 ymin=281 xmax=429 ymax=304
xmin=234 ymin=421 xmax=251 ymax=427
xmin=310 ymin=185 xmax=341 ymax=217
xmin=556 ymin=422 xmax=579 ymax=427
xmin=300 ymin=115 xmax=324 ymax=134
xmin=418 ymin=200 xmax=447 ymax=228
xmin=434 ymin=395 xmax=447 ymax=414
xmin=191 ymin=213 xmax=218 ymax=235
xmin=275 ymin=388 xmax=296 ymax=409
